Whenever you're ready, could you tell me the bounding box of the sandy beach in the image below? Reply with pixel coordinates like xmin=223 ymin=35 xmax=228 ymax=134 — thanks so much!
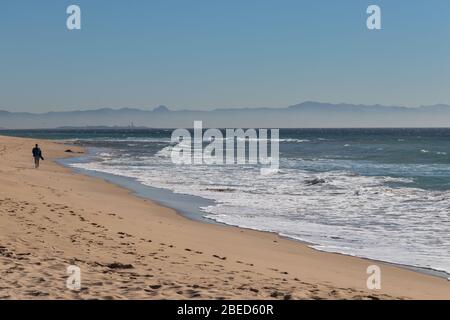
xmin=0 ymin=135 xmax=449 ymax=300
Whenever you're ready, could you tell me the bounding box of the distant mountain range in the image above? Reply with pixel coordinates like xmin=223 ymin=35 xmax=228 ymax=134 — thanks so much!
xmin=1 ymin=102 xmax=450 ymax=129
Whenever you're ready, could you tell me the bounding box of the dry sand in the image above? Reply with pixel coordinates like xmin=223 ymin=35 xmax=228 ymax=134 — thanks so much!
xmin=0 ymin=135 xmax=449 ymax=300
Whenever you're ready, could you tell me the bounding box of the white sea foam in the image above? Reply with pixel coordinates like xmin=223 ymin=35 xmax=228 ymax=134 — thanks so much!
xmin=202 ymin=137 xmax=309 ymax=143
xmin=70 ymin=149 xmax=450 ymax=274
xmin=98 ymin=152 xmax=113 ymax=158
xmin=155 ymin=145 xmax=173 ymax=158
xmin=74 ymin=137 xmax=171 ymax=143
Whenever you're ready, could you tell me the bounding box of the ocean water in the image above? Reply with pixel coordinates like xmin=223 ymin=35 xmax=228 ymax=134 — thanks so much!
xmin=3 ymin=128 xmax=450 ymax=274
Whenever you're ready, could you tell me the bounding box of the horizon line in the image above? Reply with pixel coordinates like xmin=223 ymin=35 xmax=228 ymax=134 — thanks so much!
xmin=2 ymin=101 xmax=450 ymax=114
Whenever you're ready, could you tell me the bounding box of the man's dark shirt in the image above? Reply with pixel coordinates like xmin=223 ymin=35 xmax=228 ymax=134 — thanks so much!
xmin=32 ymin=147 xmax=42 ymax=158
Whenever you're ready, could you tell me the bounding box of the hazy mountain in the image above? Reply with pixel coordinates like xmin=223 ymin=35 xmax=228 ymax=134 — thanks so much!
xmin=153 ymin=105 xmax=170 ymax=113
xmin=1 ymin=102 xmax=450 ymax=129
xmin=287 ymin=101 xmax=408 ymax=112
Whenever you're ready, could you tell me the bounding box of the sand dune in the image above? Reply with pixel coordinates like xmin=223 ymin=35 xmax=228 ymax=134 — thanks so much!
xmin=0 ymin=135 xmax=449 ymax=300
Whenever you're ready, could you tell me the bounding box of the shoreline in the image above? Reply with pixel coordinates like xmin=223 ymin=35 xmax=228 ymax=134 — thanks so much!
xmin=0 ymin=135 xmax=449 ymax=299
xmin=57 ymin=151 xmax=219 ymax=226
xmin=61 ymin=145 xmax=450 ymax=280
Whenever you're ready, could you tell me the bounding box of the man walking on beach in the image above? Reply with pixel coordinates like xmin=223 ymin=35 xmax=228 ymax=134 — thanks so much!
xmin=32 ymin=144 xmax=44 ymax=168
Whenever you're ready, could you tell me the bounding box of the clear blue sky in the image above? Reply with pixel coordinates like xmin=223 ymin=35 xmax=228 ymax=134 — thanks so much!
xmin=1 ymin=0 xmax=449 ymax=112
